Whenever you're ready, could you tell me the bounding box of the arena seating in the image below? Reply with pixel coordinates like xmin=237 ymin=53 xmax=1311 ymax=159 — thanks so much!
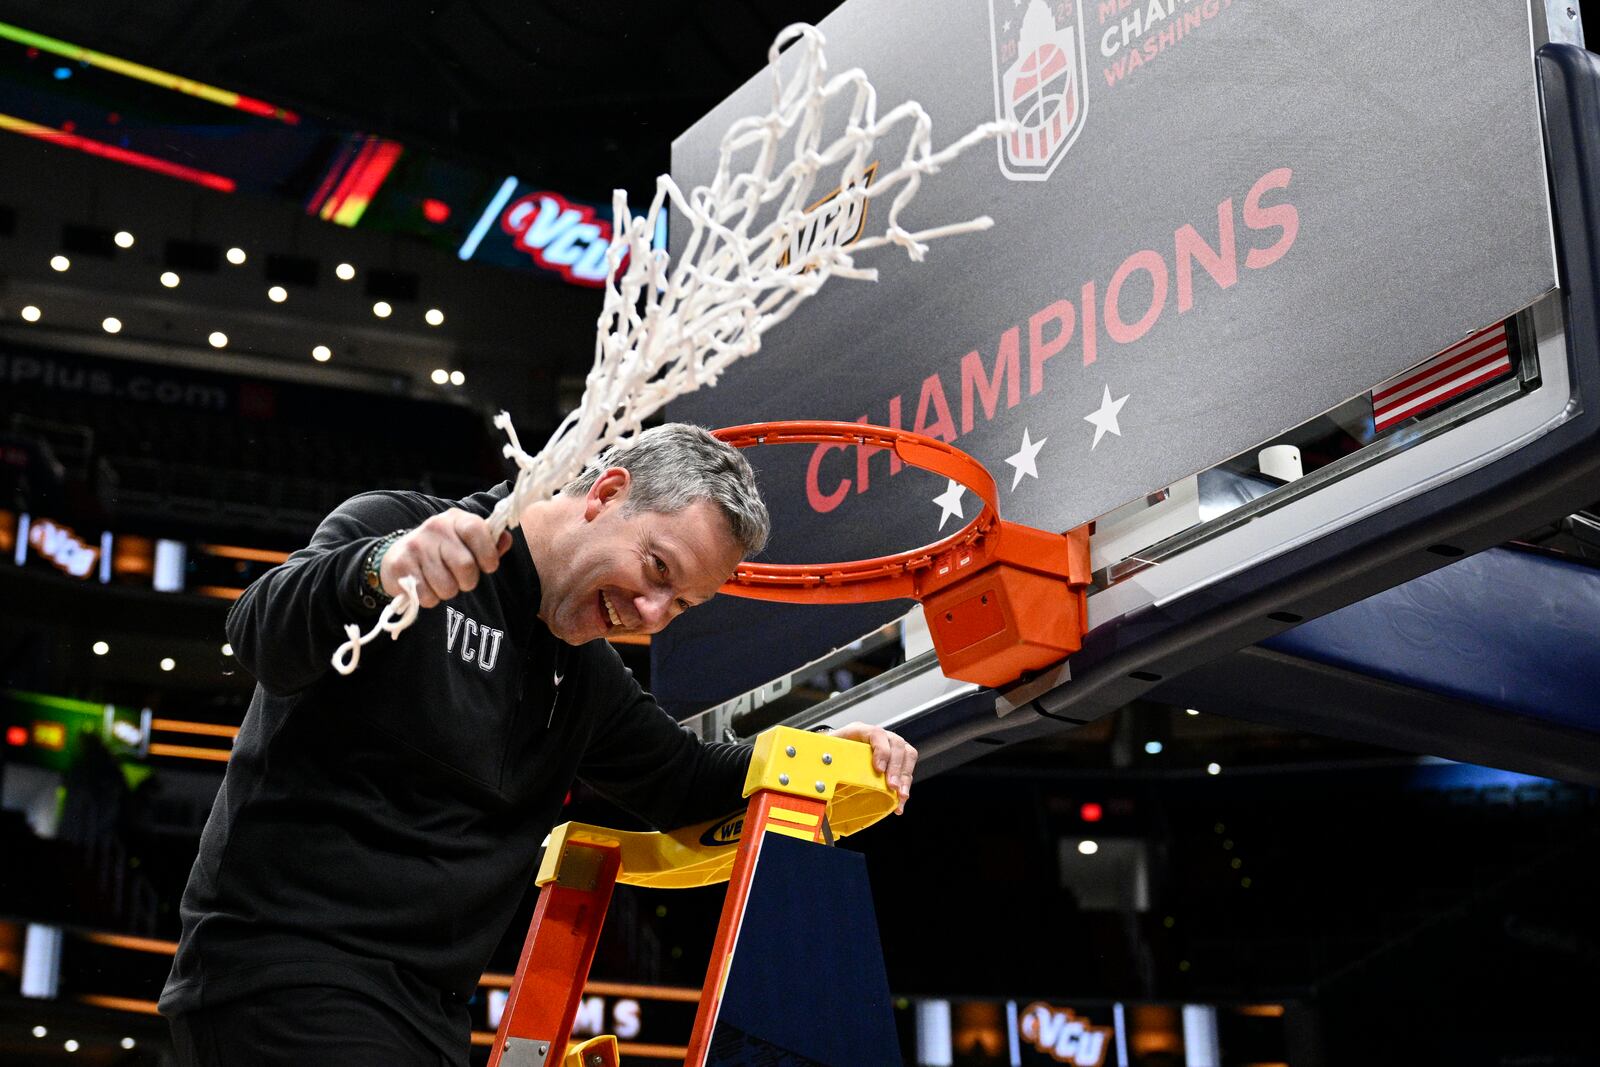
xmin=9 ymin=369 xmax=509 ymax=541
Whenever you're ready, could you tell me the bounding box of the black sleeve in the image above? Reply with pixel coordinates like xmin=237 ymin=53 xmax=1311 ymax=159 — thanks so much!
xmin=225 ymin=491 xmax=436 ymax=697
xmin=576 ymin=644 xmax=752 ymax=830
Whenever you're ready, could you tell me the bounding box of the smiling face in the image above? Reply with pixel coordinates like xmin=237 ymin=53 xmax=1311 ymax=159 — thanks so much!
xmin=533 ymin=468 xmax=745 ymax=646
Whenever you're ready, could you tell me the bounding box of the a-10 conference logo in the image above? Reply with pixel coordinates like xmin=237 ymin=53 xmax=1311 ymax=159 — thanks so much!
xmin=990 ymin=0 xmax=1088 ymax=181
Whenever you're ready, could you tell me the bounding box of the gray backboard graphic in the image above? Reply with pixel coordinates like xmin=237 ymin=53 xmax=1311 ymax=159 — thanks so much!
xmin=658 ymin=0 xmax=1557 ymax=707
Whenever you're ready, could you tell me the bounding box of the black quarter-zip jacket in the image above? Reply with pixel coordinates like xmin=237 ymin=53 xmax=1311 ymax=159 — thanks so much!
xmin=159 ymin=484 xmax=751 ymax=1057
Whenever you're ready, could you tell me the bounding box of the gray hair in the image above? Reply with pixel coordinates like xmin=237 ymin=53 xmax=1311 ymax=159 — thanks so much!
xmin=561 ymin=423 xmax=770 ymax=557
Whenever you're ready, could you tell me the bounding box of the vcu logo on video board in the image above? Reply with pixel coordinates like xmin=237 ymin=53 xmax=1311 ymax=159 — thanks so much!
xmin=989 ymin=0 xmax=1088 ymax=181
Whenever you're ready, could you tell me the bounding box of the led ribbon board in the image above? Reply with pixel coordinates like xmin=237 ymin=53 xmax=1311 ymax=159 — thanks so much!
xmin=0 ymin=20 xmax=299 ymax=123
xmin=0 ymin=110 xmax=236 ymax=192
xmin=0 ymin=18 xmax=302 ymax=192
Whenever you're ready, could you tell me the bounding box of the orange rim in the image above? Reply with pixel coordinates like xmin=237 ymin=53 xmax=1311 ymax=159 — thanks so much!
xmin=712 ymin=421 xmax=1001 ymax=602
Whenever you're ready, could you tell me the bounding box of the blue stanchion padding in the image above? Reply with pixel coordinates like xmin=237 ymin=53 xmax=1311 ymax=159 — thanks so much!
xmin=1262 ymin=547 xmax=1600 ymax=731
xmin=707 ymin=832 xmax=900 ymax=1067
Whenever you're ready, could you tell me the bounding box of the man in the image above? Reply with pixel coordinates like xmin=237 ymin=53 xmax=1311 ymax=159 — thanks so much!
xmin=159 ymin=424 xmax=917 ymax=1066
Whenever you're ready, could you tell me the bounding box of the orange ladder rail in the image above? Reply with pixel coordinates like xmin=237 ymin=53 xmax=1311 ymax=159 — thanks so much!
xmin=487 ymin=726 xmax=897 ymax=1067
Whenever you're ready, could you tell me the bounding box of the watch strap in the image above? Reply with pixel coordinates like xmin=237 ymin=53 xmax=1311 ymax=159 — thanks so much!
xmin=361 ymin=529 xmax=410 ymax=604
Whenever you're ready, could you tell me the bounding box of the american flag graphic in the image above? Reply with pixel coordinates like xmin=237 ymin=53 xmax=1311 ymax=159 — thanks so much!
xmin=1370 ymin=323 xmax=1514 ymax=433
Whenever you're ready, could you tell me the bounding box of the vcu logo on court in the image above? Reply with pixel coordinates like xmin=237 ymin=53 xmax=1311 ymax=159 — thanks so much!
xmin=444 ymin=607 xmax=503 ymax=672
xmin=990 ymin=0 xmax=1089 ymax=181
xmin=1018 ymin=1002 xmax=1111 ymax=1065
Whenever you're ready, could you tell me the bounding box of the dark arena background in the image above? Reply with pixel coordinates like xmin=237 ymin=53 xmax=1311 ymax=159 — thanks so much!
xmin=2 ymin=2 xmax=1600 ymax=1065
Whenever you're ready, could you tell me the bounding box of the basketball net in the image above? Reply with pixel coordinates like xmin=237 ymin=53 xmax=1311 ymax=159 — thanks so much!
xmin=333 ymin=23 xmax=1010 ymax=675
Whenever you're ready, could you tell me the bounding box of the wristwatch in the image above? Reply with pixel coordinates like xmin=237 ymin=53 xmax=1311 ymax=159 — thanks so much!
xmin=360 ymin=529 xmax=410 ymax=606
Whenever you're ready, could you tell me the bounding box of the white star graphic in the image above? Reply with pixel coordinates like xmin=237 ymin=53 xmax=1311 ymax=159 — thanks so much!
xmin=1004 ymin=428 xmax=1047 ymax=491
xmin=932 ymin=479 xmax=966 ymax=530
xmin=1084 ymin=386 xmax=1130 ymax=450
xmin=1003 ymin=19 xmax=1011 ymax=30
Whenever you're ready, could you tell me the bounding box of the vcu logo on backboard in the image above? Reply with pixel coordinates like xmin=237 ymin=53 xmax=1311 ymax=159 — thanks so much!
xmin=990 ymin=0 xmax=1088 ymax=181
xmin=778 ymin=163 xmax=878 ymax=270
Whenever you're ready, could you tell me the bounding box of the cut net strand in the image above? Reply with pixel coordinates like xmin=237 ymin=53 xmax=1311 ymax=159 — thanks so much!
xmin=332 ymin=23 xmax=1009 ymax=675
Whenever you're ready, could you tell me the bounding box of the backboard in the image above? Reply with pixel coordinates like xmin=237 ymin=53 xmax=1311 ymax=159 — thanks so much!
xmin=655 ymin=3 xmax=1600 ymax=784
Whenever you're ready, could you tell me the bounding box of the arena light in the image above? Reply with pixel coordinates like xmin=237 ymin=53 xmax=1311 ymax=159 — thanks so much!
xmin=449 ymin=370 xmax=465 ymax=386
xmin=195 ymin=544 xmax=290 ymax=564
xmin=335 ymin=262 xmax=356 ymax=281
xmin=160 ymin=271 xmax=180 ymax=287
xmin=1186 ymin=708 xmax=1200 ymax=716
xmin=92 ymin=641 xmax=109 ymax=656
xmin=208 ymin=331 xmax=228 ymax=349
xmin=1077 ymin=840 xmax=1099 ymax=856
xmin=101 ymin=316 xmax=121 ymax=334
xmin=430 ymin=368 xmax=448 ymax=385
xmin=1237 ymin=1005 xmax=1287 ymax=1019
xmin=0 ymin=112 xmax=236 ymax=192
xmin=50 ymin=254 xmax=69 ymax=271
xmin=113 ymin=230 xmax=134 ymax=248
xmin=267 ymin=285 xmax=287 ymax=303
xmin=372 ymin=300 xmax=392 ymax=318
xmin=121 ymin=1039 xmax=135 ymax=1050
xmin=425 ymin=308 xmax=444 ymax=326
xmin=64 ymin=1039 xmax=79 ymax=1052
xmin=20 ymin=305 xmax=40 ymax=322
xmin=1207 ymin=762 xmax=1222 ymax=775
xmin=0 ymin=20 xmax=300 ymax=124
xmin=159 ymin=658 xmax=175 ymax=672
xmin=1079 ymin=801 xmax=1103 ymax=822
xmin=31 ymin=1025 xmax=45 ymax=1038
xmin=312 ymin=344 xmax=331 ymax=362
xmin=220 ymin=643 xmax=233 ymax=657
xmin=225 ymin=247 xmax=246 ymax=265
xmin=1144 ymin=740 xmax=1163 ymax=755
xmin=147 ymin=720 xmax=237 ymax=741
